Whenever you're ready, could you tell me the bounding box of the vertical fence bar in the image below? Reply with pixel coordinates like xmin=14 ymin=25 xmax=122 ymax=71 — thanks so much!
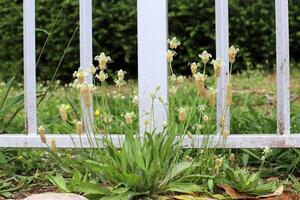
xmin=79 ymin=0 xmax=93 ymax=132
xmin=23 ymin=0 xmax=37 ymax=135
xmin=137 ymin=0 xmax=168 ymax=135
xmin=215 ymin=0 xmax=229 ymax=134
xmin=275 ymin=0 xmax=290 ymax=135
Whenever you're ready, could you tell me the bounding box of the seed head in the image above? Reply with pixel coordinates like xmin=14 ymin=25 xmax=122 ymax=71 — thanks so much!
xmin=168 ymin=37 xmax=181 ymax=49
xmin=124 ymin=112 xmax=135 ymax=125
xmin=166 ymin=50 xmax=176 ymax=63
xmin=89 ymin=65 xmax=97 ymax=75
xmin=226 ymin=82 xmax=233 ymax=106
xmin=94 ymin=52 xmax=111 ymax=71
xmin=199 ymin=51 xmax=212 ymax=64
xmin=117 ymin=69 xmax=126 ymax=80
xmin=208 ymin=88 xmax=216 ymax=107
xmin=59 ymin=104 xmax=69 ymax=122
xmin=211 ymin=58 xmax=222 ymax=77
xmin=73 ymin=69 xmax=87 ymax=84
xmin=80 ymin=83 xmax=96 ymax=107
xmin=75 ymin=120 xmax=83 ymax=135
xmin=96 ymin=71 xmax=108 ymax=82
xmin=222 ymin=128 xmax=230 ymax=139
xmin=229 ymin=45 xmax=239 ymax=64
xmin=38 ymin=126 xmax=46 ymax=144
xmin=215 ymin=157 xmax=223 ymax=169
xmin=176 ymin=75 xmax=186 ymax=84
xmin=103 ymin=114 xmax=113 ymax=124
xmin=178 ymin=107 xmax=187 ymax=122
xmin=190 ymin=62 xmax=198 ymax=75
xmin=229 ymin=153 xmax=235 ymax=162
xmin=50 ymin=138 xmax=57 ymax=152
xmin=203 ymin=114 xmax=209 ymax=122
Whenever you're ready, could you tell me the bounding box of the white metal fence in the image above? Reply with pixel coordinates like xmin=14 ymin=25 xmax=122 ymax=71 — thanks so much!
xmin=0 ymin=0 xmax=298 ymax=148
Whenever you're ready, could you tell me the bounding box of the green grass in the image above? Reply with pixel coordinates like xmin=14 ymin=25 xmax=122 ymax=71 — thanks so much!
xmin=1 ymin=69 xmax=300 ymax=135
xmin=1 ymin=52 xmax=300 ymax=199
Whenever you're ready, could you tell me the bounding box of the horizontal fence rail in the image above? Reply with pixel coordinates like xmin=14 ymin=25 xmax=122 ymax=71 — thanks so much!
xmin=0 ymin=0 xmax=293 ymax=148
xmin=1 ymin=134 xmax=300 ymax=148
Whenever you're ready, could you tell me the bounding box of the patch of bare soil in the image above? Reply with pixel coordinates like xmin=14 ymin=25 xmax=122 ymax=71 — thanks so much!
xmin=280 ymin=191 xmax=300 ymax=200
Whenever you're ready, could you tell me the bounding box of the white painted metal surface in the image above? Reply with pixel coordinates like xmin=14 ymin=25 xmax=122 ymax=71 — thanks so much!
xmin=0 ymin=1 xmax=296 ymax=149
xmin=80 ymin=0 xmax=93 ymax=133
xmin=275 ymin=0 xmax=290 ymax=135
xmin=23 ymin=0 xmax=37 ymax=135
xmin=215 ymin=0 xmax=229 ymax=134
xmin=1 ymin=134 xmax=300 ymax=148
xmin=137 ymin=0 xmax=168 ymax=134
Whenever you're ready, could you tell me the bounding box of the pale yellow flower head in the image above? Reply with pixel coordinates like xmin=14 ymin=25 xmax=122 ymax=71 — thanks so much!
xmin=199 ymin=51 xmax=212 ymax=64
xmin=115 ymin=78 xmax=126 ymax=87
xmin=73 ymin=69 xmax=87 ymax=84
xmin=208 ymin=87 xmax=217 ymax=107
xmin=215 ymin=157 xmax=223 ymax=169
xmin=226 ymin=82 xmax=233 ymax=106
xmin=50 ymin=138 xmax=57 ymax=151
xmin=211 ymin=58 xmax=223 ymax=77
xmin=190 ymin=62 xmax=199 ymax=75
xmin=198 ymin=105 xmax=206 ymax=112
xmin=169 ymin=74 xmax=177 ymax=83
xmin=89 ymin=65 xmax=97 ymax=75
xmin=176 ymin=75 xmax=186 ymax=84
xmin=169 ymin=86 xmax=178 ymax=95
xmin=38 ymin=125 xmax=46 ymax=144
xmin=222 ymin=128 xmax=230 ymax=139
xmin=75 ymin=120 xmax=83 ymax=135
xmin=103 ymin=113 xmax=113 ymax=124
xmin=59 ymin=104 xmax=70 ymax=122
xmin=194 ymin=72 xmax=206 ymax=84
xmin=263 ymin=147 xmax=272 ymax=155
xmin=228 ymin=45 xmax=239 ymax=63
xmin=124 ymin=112 xmax=135 ymax=125
xmin=203 ymin=114 xmax=209 ymax=122
xmin=96 ymin=71 xmax=108 ymax=82
xmin=94 ymin=52 xmax=111 ymax=71
xmin=178 ymin=107 xmax=187 ymax=122
xmin=80 ymin=83 xmax=96 ymax=107
xmin=166 ymin=50 xmax=176 ymax=63
xmin=114 ymin=70 xmax=126 ymax=87
xmin=168 ymin=37 xmax=181 ymax=49
xmin=229 ymin=153 xmax=235 ymax=162
xmin=117 ymin=69 xmax=126 ymax=80
xmin=194 ymin=72 xmax=207 ymax=97
xmin=196 ymin=124 xmax=203 ymax=130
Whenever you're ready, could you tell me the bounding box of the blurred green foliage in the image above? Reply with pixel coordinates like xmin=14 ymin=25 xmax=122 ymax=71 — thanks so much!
xmin=0 ymin=0 xmax=299 ymax=82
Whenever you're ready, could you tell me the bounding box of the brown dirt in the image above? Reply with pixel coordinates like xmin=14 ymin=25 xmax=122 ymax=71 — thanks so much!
xmin=280 ymin=191 xmax=300 ymax=200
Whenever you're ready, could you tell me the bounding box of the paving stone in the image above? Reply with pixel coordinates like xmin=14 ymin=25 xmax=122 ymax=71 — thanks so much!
xmin=24 ymin=193 xmax=88 ymax=200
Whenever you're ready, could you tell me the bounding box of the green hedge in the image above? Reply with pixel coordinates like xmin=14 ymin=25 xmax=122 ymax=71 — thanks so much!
xmin=0 ymin=0 xmax=299 ymax=81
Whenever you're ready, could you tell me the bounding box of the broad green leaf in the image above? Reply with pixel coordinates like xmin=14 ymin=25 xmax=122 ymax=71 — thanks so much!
xmin=167 ymin=162 xmax=193 ymax=181
xmin=46 ymin=174 xmax=69 ymax=192
xmin=166 ymin=182 xmax=206 ymax=193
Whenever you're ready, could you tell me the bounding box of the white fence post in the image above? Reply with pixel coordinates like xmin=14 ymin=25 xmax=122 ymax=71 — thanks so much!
xmin=215 ymin=0 xmax=229 ymax=134
xmin=80 ymin=0 xmax=93 ymax=133
xmin=137 ymin=0 xmax=168 ymax=135
xmin=23 ymin=0 xmax=37 ymax=135
xmin=276 ymin=0 xmax=290 ymax=135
